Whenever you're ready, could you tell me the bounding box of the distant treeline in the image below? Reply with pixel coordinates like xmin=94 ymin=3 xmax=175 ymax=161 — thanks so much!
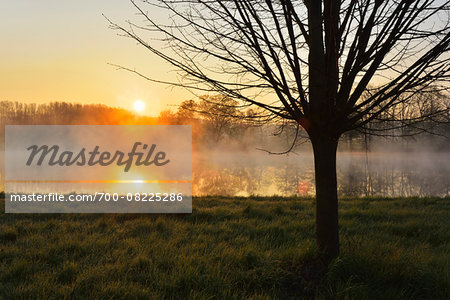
xmin=158 ymin=93 xmax=450 ymax=152
xmin=0 ymin=99 xmax=296 ymax=152
xmin=0 ymin=101 xmax=157 ymax=125
xmin=1 ymin=95 xmax=449 ymax=152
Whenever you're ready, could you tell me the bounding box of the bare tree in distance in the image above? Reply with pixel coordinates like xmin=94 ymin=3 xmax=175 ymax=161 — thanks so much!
xmin=107 ymin=0 xmax=450 ymax=261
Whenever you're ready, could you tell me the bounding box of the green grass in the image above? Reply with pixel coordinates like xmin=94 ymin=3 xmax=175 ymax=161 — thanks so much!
xmin=0 ymin=196 xmax=449 ymax=299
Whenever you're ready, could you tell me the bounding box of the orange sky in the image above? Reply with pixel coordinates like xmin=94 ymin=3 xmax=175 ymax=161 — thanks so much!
xmin=0 ymin=0 xmax=190 ymax=116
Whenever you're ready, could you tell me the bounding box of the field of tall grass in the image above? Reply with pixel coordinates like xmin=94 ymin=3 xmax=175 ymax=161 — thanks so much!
xmin=0 ymin=195 xmax=449 ymax=299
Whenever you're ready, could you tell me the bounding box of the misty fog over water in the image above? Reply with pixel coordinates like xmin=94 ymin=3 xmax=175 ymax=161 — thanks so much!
xmin=193 ymin=150 xmax=450 ymax=197
xmin=2 ymin=149 xmax=447 ymax=197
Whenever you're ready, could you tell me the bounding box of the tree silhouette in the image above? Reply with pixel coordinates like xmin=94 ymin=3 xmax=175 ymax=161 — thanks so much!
xmin=108 ymin=0 xmax=450 ymax=261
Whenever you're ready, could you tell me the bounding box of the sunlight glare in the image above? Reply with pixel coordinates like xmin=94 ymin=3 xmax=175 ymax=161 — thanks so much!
xmin=133 ymin=99 xmax=146 ymax=113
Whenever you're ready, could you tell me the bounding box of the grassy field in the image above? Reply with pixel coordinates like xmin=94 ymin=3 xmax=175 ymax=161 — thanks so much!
xmin=0 ymin=196 xmax=449 ymax=299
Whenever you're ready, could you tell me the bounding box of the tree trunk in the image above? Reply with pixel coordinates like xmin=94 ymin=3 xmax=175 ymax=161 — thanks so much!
xmin=311 ymin=134 xmax=339 ymax=261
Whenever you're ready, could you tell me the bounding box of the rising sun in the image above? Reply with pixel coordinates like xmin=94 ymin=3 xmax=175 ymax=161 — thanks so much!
xmin=133 ymin=99 xmax=146 ymax=113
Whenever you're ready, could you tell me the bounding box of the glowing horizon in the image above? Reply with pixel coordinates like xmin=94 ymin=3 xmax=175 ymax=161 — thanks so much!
xmin=0 ymin=0 xmax=189 ymax=117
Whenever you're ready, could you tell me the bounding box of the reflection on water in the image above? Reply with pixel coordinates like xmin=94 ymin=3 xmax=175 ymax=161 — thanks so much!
xmin=1 ymin=150 xmax=448 ymax=197
xmin=193 ymin=151 xmax=450 ymax=197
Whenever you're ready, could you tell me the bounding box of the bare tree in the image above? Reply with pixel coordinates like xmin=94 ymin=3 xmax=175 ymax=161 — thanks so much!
xmin=108 ymin=0 xmax=450 ymax=261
